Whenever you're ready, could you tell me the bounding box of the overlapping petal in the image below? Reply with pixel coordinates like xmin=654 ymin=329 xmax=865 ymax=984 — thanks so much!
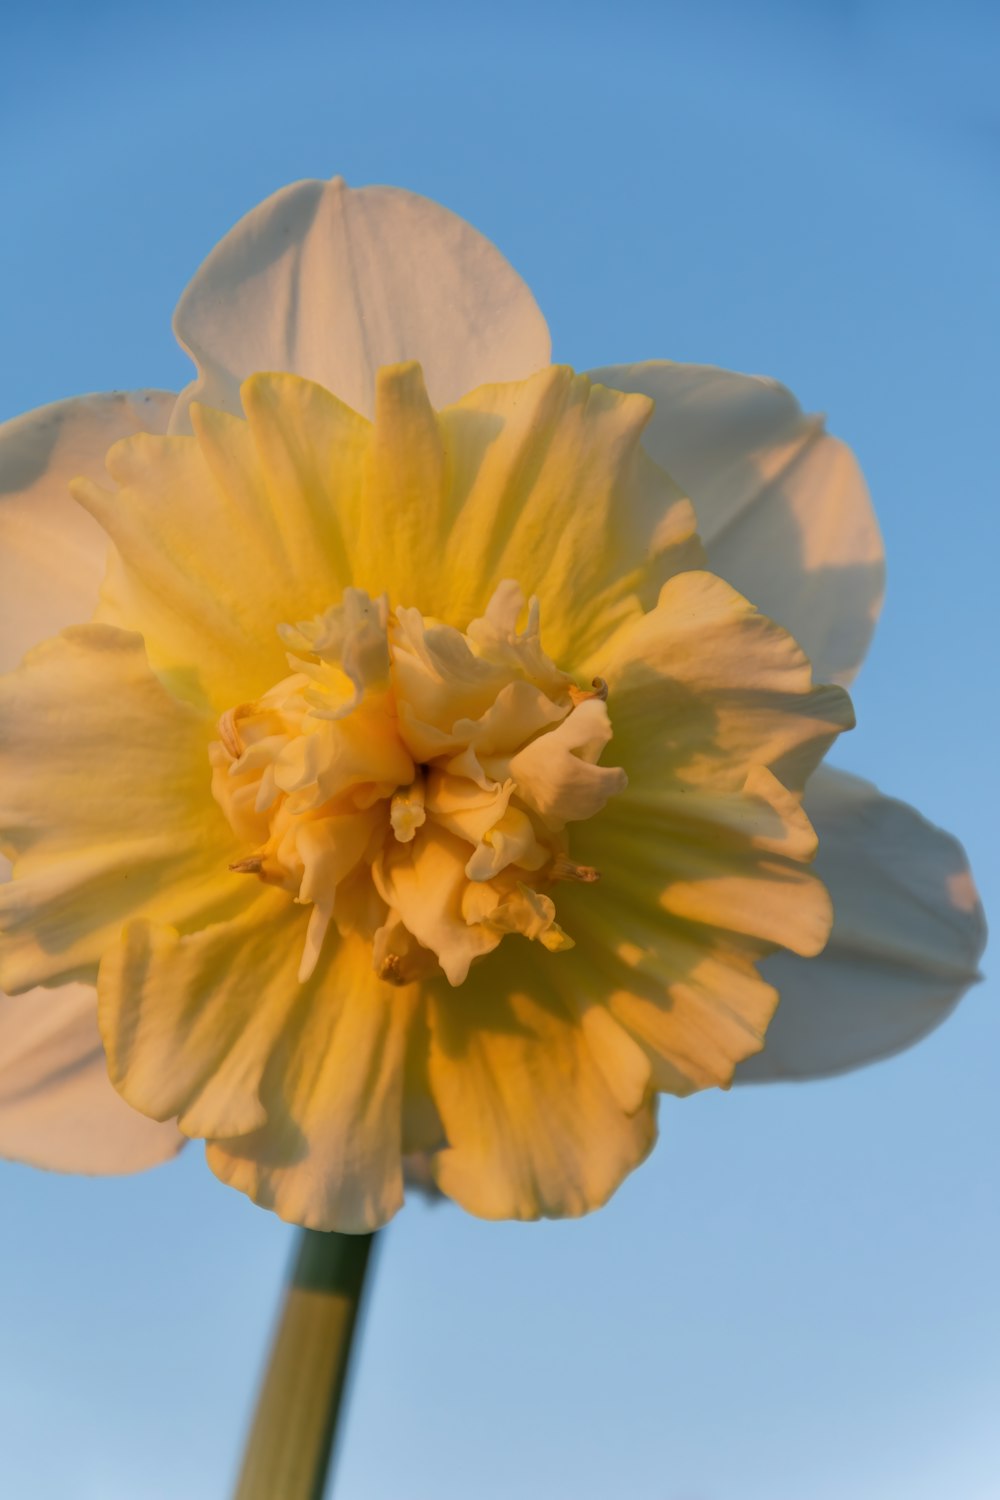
xmin=77 ymin=367 xmax=701 ymax=714
xmin=0 ymin=625 xmax=236 ymax=993
xmin=0 ymin=976 xmax=184 ymax=1173
xmin=589 ymin=362 xmax=884 ymax=686
xmin=71 ymin=377 xmax=368 ymax=711
xmin=427 ymin=946 xmax=657 ymax=1220
xmin=170 ymin=176 xmax=551 ymax=430
xmin=0 ymin=389 xmax=175 ymax=673
xmin=286 ymin=359 xmax=702 ymax=664
xmin=737 ymin=769 xmax=986 ymax=1080
xmin=99 ymin=893 xmax=418 ymax=1232
xmin=552 ymin=571 xmax=854 ymax=1096
xmin=593 ymin=569 xmax=854 ymax=796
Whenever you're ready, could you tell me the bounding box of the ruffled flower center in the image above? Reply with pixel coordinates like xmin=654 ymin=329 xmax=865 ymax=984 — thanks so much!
xmin=210 ymin=582 xmax=626 ymax=986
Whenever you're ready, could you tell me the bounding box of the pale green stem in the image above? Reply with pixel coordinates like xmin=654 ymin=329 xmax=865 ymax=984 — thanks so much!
xmin=232 ymin=1228 xmax=377 ymax=1500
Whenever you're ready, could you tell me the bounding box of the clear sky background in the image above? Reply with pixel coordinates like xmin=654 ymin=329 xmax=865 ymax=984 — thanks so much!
xmin=1 ymin=2 xmax=997 ymax=1496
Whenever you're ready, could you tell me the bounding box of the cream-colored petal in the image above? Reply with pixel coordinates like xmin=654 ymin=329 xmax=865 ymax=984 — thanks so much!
xmin=375 ymin=825 xmax=502 ymax=986
xmin=424 ymin=772 xmax=514 ymax=847
xmin=736 ymin=768 xmax=986 ymax=1081
xmin=0 ymin=389 xmax=175 ymax=672
xmin=427 ymin=949 xmax=656 ymax=1220
xmin=506 ymin=698 xmax=627 ymax=827
xmin=465 ymin=581 xmax=569 ymax=698
xmin=588 ymin=362 xmax=884 ymax=686
xmin=101 ymin=891 xmax=418 ymax=1231
xmin=390 ymin=600 xmax=511 ymax=738
xmin=170 ymin=176 xmax=550 ymax=430
xmin=0 ymin=626 xmax=238 ymax=992
xmin=72 ymin=376 xmax=369 ymax=711
xmin=597 ymin=570 xmax=854 ymax=796
xmin=0 ymin=974 xmax=183 ymax=1174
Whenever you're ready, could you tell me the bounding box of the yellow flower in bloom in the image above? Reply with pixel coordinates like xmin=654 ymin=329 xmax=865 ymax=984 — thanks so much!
xmin=0 ymin=179 xmax=985 ymax=1229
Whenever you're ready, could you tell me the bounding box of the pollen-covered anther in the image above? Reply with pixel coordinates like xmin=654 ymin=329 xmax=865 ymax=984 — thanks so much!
xmin=377 ymin=954 xmax=407 ymax=985
xmin=568 ymin=676 xmax=609 ymax=706
xmin=209 ymin=581 xmax=626 ymax=987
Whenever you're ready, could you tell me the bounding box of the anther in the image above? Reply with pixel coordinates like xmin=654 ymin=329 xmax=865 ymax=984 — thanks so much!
xmin=550 ymin=855 xmax=601 ymax=883
xmin=230 ymin=854 xmax=264 ymax=875
xmin=568 ymin=676 xmax=609 ymax=706
xmin=218 ymin=705 xmax=250 ymax=759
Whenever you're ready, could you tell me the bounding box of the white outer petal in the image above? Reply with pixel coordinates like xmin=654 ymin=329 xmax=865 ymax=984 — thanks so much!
xmin=0 ymin=895 xmax=185 ymax=1173
xmin=736 ymin=767 xmax=986 ymax=1082
xmin=0 ymin=389 xmax=177 ymax=672
xmin=587 ymin=361 xmax=884 ymax=686
xmin=170 ymin=176 xmax=551 ymax=430
xmin=1 ymin=390 xmax=180 ymax=1172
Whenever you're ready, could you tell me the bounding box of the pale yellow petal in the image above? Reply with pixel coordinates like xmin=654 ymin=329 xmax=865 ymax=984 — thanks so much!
xmin=427 ymin=949 xmax=656 ymax=1220
xmin=547 ymin=579 xmax=855 ymax=1096
xmin=353 ymin=362 xmax=449 ymax=601
xmin=72 ymin=377 xmax=370 ymax=711
xmin=557 ymin=767 xmax=825 ymax=1094
xmin=580 ymin=795 xmax=830 ymax=960
xmin=737 ymin=768 xmax=987 ymax=1081
xmin=236 ymin=966 xmax=416 ymax=1227
xmin=573 ymin=913 xmax=779 ymax=1096
xmin=349 ymin=364 xmax=701 ymax=662
xmin=0 ymin=626 xmax=238 ymax=992
xmin=589 ymin=361 xmax=883 ymax=685
xmin=100 ymin=886 xmax=302 ymax=1138
xmin=72 ymin=369 xmax=700 ymax=716
xmin=596 ymin=570 xmax=854 ymax=796
xmin=171 ymin=176 xmax=550 ymax=429
xmin=100 ymin=891 xmax=418 ymax=1231
xmin=0 ymin=389 xmax=175 ymax=672
xmin=0 ymin=976 xmax=183 ymax=1174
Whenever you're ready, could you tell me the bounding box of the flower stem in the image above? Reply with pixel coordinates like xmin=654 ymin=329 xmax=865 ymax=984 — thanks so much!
xmin=232 ymin=1228 xmax=377 ymax=1500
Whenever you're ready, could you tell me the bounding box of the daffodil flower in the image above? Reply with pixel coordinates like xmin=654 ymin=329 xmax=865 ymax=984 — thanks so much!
xmin=0 ymin=178 xmax=985 ymax=1231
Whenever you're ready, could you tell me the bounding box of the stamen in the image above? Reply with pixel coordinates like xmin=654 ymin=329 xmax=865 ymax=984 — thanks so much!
xmin=568 ymin=676 xmax=609 ymax=706
xmin=390 ymin=776 xmax=427 ymax=844
xmin=378 ymin=953 xmax=414 ymax=986
xmin=550 ymin=854 xmax=601 ymax=883
xmin=298 ymin=900 xmax=333 ymax=983
xmin=218 ymin=704 xmax=250 ymax=759
xmin=229 ymin=854 xmax=264 ymax=874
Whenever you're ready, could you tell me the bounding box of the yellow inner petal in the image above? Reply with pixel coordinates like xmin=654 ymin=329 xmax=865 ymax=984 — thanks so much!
xmin=0 ymin=358 xmax=857 ymax=1234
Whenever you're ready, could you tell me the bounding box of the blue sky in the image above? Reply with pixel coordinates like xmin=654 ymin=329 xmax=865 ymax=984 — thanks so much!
xmin=1 ymin=2 xmax=997 ymax=1496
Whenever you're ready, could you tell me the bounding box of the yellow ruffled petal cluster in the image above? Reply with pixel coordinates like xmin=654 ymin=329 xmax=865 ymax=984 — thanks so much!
xmin=0 ymin=361 xmax=855 ymax=1229
xmin=210 ymin=581 xmax=624 ymax=987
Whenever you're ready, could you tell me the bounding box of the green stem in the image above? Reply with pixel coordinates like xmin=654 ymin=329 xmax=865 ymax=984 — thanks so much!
xmin=232 ymin=1228 xmax=377 ymax=1500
